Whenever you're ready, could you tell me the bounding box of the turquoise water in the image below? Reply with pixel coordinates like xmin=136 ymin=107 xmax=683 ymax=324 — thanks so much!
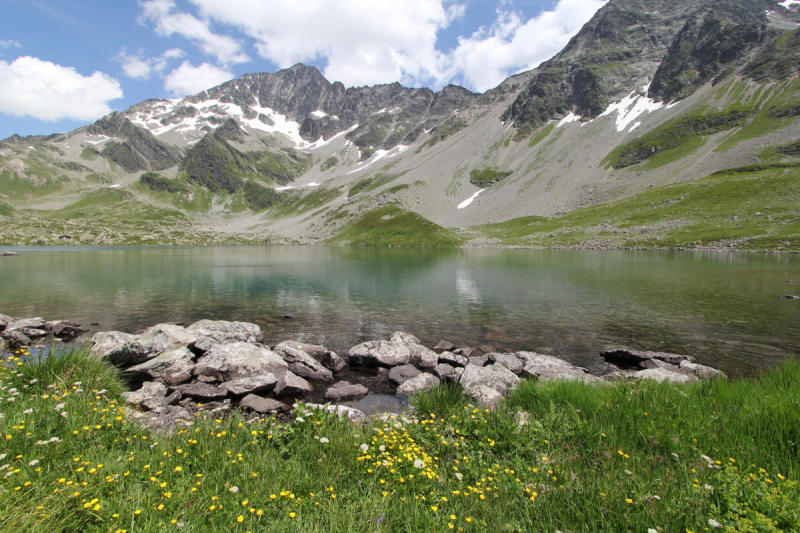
xmin=1 ymin=245 xmax=798 ymax=377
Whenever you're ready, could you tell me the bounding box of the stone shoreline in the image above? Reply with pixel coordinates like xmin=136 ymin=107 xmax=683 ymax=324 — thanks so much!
xmin=1 ymin=313 xmax=727 ymax=433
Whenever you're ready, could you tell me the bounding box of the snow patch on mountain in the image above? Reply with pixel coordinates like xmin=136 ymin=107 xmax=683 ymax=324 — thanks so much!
xmin=306 ymin=124 xmax=360 ymax=150
xmin=346 ymin=145 xmax=410 ymax=175
xmin=558 ymin=112 xmax=581 ymax=128
xmin=599 ymin=91 xmax=664 ymax=132
xmin=458 ymin=189 xmax=484 ymax=209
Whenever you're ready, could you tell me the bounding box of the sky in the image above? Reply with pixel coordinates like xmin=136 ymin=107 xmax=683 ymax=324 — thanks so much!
xmin=0 ymin=0 xmax=608 ymax=139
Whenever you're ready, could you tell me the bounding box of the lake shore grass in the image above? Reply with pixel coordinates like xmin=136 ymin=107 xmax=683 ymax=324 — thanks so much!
xmin=1 ymin=346 xmax=798 ymax=532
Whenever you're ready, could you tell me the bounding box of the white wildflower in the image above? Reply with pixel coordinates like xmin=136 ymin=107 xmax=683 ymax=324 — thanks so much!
xmin=6 ymin=397 xmax=15 ymax=402
xmin=60 ymin=412 xmax=68 ymax=417
xmin=29 ymin=379 xmax=37 ymax=384
xmin=55 ymin=403 xmax=65 ymax=410
xmin=230 ymin=486 xmax=239 ymax=493
xmin=455 ymin=473 xmax=463 ymax=481
xmin=28 ymin=460 xmax=39 ymax=466
xmin=379 ymin=445 xmax=386 ymax=452
xmin=295 ymin=417 xmax=305 ymax=423
xmin=709 ymin=519 xmax=721 ymax=528
xmin=23 ymin=408 xmax=33 ymax=414
xmin=360 ymin=444 xmax=369 ymax=452
xmin=0 ymin=454 xmax=5 ymax=460
xmin=48 ymin=437 xmax=61 ymax=443
xmin=0 ymin=464 xmax=9 ymax=470
xmin=303 ymin=409 xmax=313 ymax=417
xmin=8 ymin=388 xmax=16 ymax=394
xmin=414 ymin=459 xmax=425 ymax=469
xmin=320 ymin=437 xmax=329 ymax=444
xmin=4 ymin=471 xmax=13 ymax=477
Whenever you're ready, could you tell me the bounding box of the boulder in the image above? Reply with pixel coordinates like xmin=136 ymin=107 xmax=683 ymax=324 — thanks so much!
xmin=417 ymin=346 xmax=439 ymax=369
xmin=469 ymin=355 xmax=489 ymax=367
xmin=600 ymin=346 xmax=696 ymax=368
xmin=434 ymin=340 xmax=455 ymax=352
xmin=348 ymin=340 xmax=411 ymax=368
xmin=273 ymin=342 xmax=333 ymax=382
xmin=305 ymin=403 xmax=365 ymax=422
xmin=453 ymin=347 xmax=474 ymax=357
xmin=280 ymin=340 xmax=327 ymax=357
xmin=487 ymin=353 xmax=523 ymax=374
xmin=187 ymin=319 xmax=262 ymax=344
xmin=325 ymin=381 xmax=369 ymax=401
xmin=172 ymin=382 xmax=228 ymax=400
xmin=239 ymin=395 xmax=288 ymax=414
xmin=105 ymin=340 xmax=159 ymax=367
xmin=438 ymin=351 xmax=469 ymax=367
xmin=389 ymin=331 xmax=420 ymax=346
xmin=274 ymin=371 xmax=313 ymax=398
xmin=459 ymin=363 xmax=520 ymax=396
xmin=193 ymin=342 xmax=288 ymax=383
xmin=398 ymin=374 xmax=440 ymax=395
xmin=388 ymin=364 xmax=422 ymax=385
xmin=90 ymin=331 xmax=137 ymax=359
xmin=123 ymin=347 xmax=196 ymax=386
xmin=467 ymin=385 xmax=504 ymax=409
xmin=5 ymin=317 xmax=46 ymax=331
xmin=121 ymin=381 xmax=167 ymax=408
xmin=2 ymin=330 xmax=31 ymax=346
xmin=220 ymin=374 xmax=278 ymax=396
xmin=52 ymin=321 xmax=89 ymax=338
xmin=628 ymin=368 xmax=698 ymax=384
xmin=140 ymin=324 xmax=196 ymax=352
xmin=191 ymin=336 xmax=217 ymax=355
xmin=517 ymin=352 xmax=593 ymax=381
xmin=433 ymin=363 xmax=462 ymax=383
xmin=5 ymin=327 xmax=46 ymax=339
xmin=678 ymin=360 xmax=726 ymax=380
xmin=320 ymin=351 xmax=346 ymax=372
xmin=0 ymin=313 xmax=11 ymax=331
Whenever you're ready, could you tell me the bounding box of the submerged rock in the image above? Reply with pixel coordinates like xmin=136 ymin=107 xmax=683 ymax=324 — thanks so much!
xmin=325 ymin=381 xmax=369 ymax=401
xmin=434 ymin=340 xmax=455 ymax=352
xmin=388 ymin=364 xmax=422 ymax=385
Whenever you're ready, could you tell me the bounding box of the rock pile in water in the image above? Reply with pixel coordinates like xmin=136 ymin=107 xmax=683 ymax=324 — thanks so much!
xmin=0 ymin=313 xmax=89 ymax=350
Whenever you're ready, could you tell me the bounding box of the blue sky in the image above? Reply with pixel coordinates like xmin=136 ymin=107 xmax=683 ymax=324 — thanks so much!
xmin=0 ymin=0 xmax=607 ymax=139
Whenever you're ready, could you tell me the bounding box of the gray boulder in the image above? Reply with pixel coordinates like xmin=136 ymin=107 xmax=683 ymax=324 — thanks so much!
xmin=5 ymin=317 xmax=46 ymax=331
xmin=172 ymin=382 xmax=229 ymax=400
xmin=388 ymin=364 xmax=422 ymax=385
xmin=398 ymin=374 xmax=440 ymax=395
xmin=459 ymin=363 xmax=521 ymax=396
xmin=239 ymin=394 xmax=288 ymax=414
xmin=517 ymin=352 xmax=593 ymax=381
xmin=2 ymin=329 xmax=31 ymax=346
xmin=140 ymin=324 xmax=196 ymax=352
xmin=487 ymin=353 xmax=523 ymax=374
xmin=280 ymin=340 xmax=327 ymax=357
xmin=274 ymin=371 xmax=313 ymax=398
xmin=325 ymin=381 xmax=369 ymax=401
xmin=600 ymin=346 xmax=696 ymax=367
xmin=121 ymin=381 xmax=167 ymax=408
xmin=193 ymin=342 xmax=288 ymax=382
xmin=438 ymin=351 xmax=469 ymax=367
xmin=105 ymin=340 xmax=158 ymax=367
xmin=434 ymin=340 xmax=455 ymax=352
xmin=349 ymin=340 xmax=411 ymax=368
xmin=468 ymin=384 xmax=504 ymax=409
xmin=389 ymin=331 xmax=420 ymax=346
xmin=273 ymin=342 xmax=333 ymax=382
xmin=4 ymin=327 xmax=45 ymax=339
xmin=678 ymin=360 xmax=725 ymax=380
xmin=123 ymin=347 xmax=196 ymax=386
xmin=221 ymin=374 xmax=278 ymax=396
xmin=90 ymin=331 xmax=136 ymax=359
xmin=320 ymin=351 xmax=346 ymax=372
xmin=628 ymin=368 xmax=697 ymax=384
xmin=434 ymin=363 xmax=463 ymax=383
xmin=0 ymin=313 xmax=12 ymax=331
xmin=469 ymin=355 xmax=489 ymax=367
xmin=187 ymin=319 xmax=262 ymax=344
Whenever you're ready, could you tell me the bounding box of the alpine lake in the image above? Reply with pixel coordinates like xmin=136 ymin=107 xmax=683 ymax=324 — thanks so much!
xmin=1 ymin=245 xmax=798 ymax=413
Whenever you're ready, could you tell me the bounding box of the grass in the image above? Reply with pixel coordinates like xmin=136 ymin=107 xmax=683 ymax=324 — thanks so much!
xmin=473 ymin=165 xmax=800 ymax=251
xmin=1 ymin=346 xmax=798 ymax=532
xmin=326 ymin=204 xmax=464 ymax=247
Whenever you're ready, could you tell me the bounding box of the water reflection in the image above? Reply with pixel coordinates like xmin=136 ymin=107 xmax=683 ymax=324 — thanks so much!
xmin=1 ymin=245 xmax=798 ymax=377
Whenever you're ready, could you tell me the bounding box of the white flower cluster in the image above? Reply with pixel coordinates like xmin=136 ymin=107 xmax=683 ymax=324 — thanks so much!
xmin=360 ymin=444 xmax=369 ymax=452
xmin=34 ymin=436 xmax=62 ymax=446
xmin=414 ymin=459 xmax=425 ymax=469
xmin=320 ymin=437 xmax=329 ymax=444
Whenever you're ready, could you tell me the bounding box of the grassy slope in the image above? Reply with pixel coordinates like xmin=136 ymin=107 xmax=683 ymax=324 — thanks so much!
xmin=326 ymin=204 xmax=464 ymax=247
xmin=474 ymin=165 xmax=800 ymax=250
xmin=1 ymin=347 xmax=798 ymax=532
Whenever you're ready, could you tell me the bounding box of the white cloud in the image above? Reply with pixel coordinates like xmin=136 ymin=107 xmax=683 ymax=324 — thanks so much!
xmin=163 ymin=60 xmax=233 ymax=96
xmin=449 ymin=0 xmax=607 ymax=92
xmin=186 ymin=0 xmax=606 ymax=91
xmin=115 ymin=47 xmax=185 ymax=79
xmin=0 ymin=56 xmax=122 ymax=121
xmin=0 ymin=40 xmax=21 ymax=49
xmin=140 ymin=0 xmax=250 ymax=65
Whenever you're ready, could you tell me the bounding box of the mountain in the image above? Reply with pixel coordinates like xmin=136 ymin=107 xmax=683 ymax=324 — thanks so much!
xmin=1 ymin=0 xmax=799 ymax=251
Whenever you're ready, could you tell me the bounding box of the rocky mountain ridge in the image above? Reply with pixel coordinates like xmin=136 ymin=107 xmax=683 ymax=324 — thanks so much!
xmin=1 ymin=0 xmax=799 ymax=251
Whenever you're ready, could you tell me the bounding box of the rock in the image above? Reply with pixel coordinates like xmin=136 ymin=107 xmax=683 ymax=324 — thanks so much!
xmin=121 ymin=381 xmax=167 ymax=408
xmin=320 ymin=350 xmax=346 ymax=372
xmin=398 ymin=374 xmax=440 ymax=395
xmin=123 ymin=347 xmax=196 ymax=386
xmin=469 ymin=355 xmax=489 ymax=367
xmin=325 ymin=381 xmax=369 ymax=401
xmin=239 ymin=394 xmax=288 ymax=414
xmin=0 ymin=339 xmax=6 ymax=354
xmin=105 ymin=340 xmax=158 ymax=367
xmin=0 ymin=313 xmax=11 ymax=332
xmin=5 ymin=317 xmax=46 ymax=331
xmin=273 ymin=342 xmax=333 ymax=382
xmin=389 ymin=332 xmax=436 ymax=365
xmin=479 ymin=345 xmax=496 ymax=354
xmin=165 ymin=390 xmax=182 ymax=405
xmin=434 ymin=340 xmax=455 ymax=352
xmin=779 ymin=295 xmax=800 ymax=299
xmin=348 ymin=340 xmax=411 ymax=368
xmin=90 ymin=331 xmax=136 ymax=359
xmin=5 ymin=327 xmax=46 ymax=339
xmin=274 ymin=371 xmax=313 ymax=398
xmin=193 ymin=342 xmax=288 ymax=382
xmin=628 ymin=368 xmax=698 ymax=384
xmin=389 ymin=331 xmax=421 ymax=345
xmin=438 ymin=351 xmax=469 ymax=367
xmin=172 ymin=382 xmax=228 ymax=400
xmin=600 ymin=346 xmax=695 ymax=367
xmin=1 ymin=250 xmax=19 ymax=256
xmin=388 ymin=364 xmax=422 ymax=385
xmin=52 ymin=321 xmax=88 ymax=338
xmin=487 ymin=353 xmax=523 ymax=374
xmin=459 ymin=363 xmax=521 ymax=396
xmin=418 ymin=346 xmax=439 ymax=369
xmin=280 ymin=340 xmax=327 ymax=357
xmin=199 ymin=399 xmax=231 ymax=413
xmin=140 ymin=324 xmax=196 ymax=352
xmin=453 ymin=347 xmax=474 ymax=357
xmin=191 ymin=336 xmax=217 ymax=355
xmin=187 ymin=319 xmax=262 ymax=344
xmin=516 ymin=352 xmax=594 ymax=381
xmin=434 ymin=363 xmax=462 ymax=383
xmin=2 ymin=329 xmax=31 ymax=346
xmin=220 ymin=374 xmax=278 ymax=396
xmin=678 ymin=360 xmax=725 ymax=380
xmin=467 ymin=384 xmax=504 ymax=409
xmin=305 ymin=403 xmax=366 ymax=422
